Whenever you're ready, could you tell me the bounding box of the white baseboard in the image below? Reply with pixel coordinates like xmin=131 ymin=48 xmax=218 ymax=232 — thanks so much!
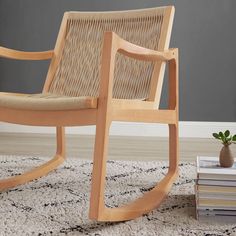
xmin=0 ymin=121 xmax=235 ymax=138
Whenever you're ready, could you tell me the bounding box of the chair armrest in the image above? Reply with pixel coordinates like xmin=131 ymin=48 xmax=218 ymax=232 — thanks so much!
xmin=98 ymin=31 xmax=178 ymax=114
xmin=110 ymin=31 xmax=177 ymax=61
xmin=0 ymin=46 xmax=53 ymax=60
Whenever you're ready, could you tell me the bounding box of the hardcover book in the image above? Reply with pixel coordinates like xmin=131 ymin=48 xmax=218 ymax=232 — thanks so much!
xmin=198 ymin=198 xmax=236 ymax=207
xmin=197 ymin=179 xmax=236 ymax=187
xmin=197 ymin=156 xmax=236 ymax=180
xmin=196 ymin=185 xmax=236 ymax=193
xmin=195 ymin=156 xmax=236 ymax=220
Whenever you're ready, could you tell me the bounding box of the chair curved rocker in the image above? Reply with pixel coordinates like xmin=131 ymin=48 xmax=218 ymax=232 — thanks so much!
xmin=0 ymin=6 xmax=179 ymax=222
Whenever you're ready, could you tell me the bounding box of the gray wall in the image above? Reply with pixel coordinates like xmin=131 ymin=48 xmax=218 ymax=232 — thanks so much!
xmin=0 ymin=0 xmax=235 ymax=122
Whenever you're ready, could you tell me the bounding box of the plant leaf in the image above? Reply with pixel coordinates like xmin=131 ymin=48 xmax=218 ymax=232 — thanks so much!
xmin=219 ymin=132 xmax=224 ymax=138
xmin=219 ymin=132 xmax=224 ymax=141
xmin=233 ymin=135 xmax=236 ymax=141
xmin=226 ymin=137 xmax=232 ymax=142
xmin=224 ymin=130 xmax=230 ymax=137
xmin=212 ymin=133 xmax=220 ymax=139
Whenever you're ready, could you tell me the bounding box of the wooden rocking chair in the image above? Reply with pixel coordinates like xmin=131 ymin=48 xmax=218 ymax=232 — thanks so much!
xmin=0 ymin=6 xmax=178 ymax=222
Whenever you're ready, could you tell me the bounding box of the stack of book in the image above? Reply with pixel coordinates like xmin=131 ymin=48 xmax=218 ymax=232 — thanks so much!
xmin=195 ymin=156 xmax=236 ymax=221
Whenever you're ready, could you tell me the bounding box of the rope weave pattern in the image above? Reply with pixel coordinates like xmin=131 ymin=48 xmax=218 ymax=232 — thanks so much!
xmin=49 ymin=8 xmax=165 ymax=99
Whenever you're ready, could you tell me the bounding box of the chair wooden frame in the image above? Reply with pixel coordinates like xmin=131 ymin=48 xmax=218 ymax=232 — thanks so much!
xmin=0 ymin=6 xmax=178 ymax=222
xmin=89 ymin=32 xmax=179 ymax=221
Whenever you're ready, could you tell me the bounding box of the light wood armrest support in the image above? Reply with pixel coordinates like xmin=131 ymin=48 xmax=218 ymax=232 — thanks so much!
xmin=0 ymin=46 xmax=53 ymax=60
xmin=109 ymin=31 xmax=177 ymax=61
xmin=99 ymin=31 xmax=178 ymax=108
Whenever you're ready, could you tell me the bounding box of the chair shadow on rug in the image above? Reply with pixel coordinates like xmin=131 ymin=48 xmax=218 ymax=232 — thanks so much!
xmin=54 ymin=194 xmax=196 ymax=235
xmin=0 ymin=6 xmax=179 ymax=222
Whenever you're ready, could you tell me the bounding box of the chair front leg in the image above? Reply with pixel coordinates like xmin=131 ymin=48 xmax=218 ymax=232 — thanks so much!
xmin=89 ymin=112 xmax=111 ymax=220
xmin=168 ymin=123 xmax=179 ymax=173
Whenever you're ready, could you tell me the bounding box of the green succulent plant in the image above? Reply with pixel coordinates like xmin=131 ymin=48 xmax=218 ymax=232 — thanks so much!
xmin=212 ymin=130 xmax=236 ymax=146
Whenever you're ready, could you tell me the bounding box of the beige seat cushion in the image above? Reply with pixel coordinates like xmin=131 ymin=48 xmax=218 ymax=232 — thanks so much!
xmin=0 ymin=93 xmax=97 ymax=110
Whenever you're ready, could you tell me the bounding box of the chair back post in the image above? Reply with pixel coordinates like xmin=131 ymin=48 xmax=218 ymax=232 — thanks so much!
xmin=43 ymin=13 xmax=69 ymax=93
xmin=98 ymin=32 xmax=118 ymax=105
xmin=148 ymin=6 xmax=175 ymax=107
xmin=168 ymin=49 xmax=178 ymax=111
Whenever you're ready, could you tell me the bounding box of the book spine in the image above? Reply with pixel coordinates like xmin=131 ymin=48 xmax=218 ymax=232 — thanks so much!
xmin=197 ymin=185 xmax=236 ymax=193
xmin=197 ymin=179 xmax=236 ymax=187
xmin=194 ymin=184 xmax=199 ymax=220
xmin=198 ymin=209 xmax=236 ymax=216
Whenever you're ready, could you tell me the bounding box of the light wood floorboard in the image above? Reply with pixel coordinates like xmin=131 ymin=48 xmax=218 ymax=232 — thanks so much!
xmin=0 ymin=133 xmax=235 ymax=161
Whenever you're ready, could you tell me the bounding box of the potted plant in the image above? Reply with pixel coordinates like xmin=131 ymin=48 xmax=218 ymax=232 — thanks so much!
xmin=212 ymin=130 xmax=236 ymax=167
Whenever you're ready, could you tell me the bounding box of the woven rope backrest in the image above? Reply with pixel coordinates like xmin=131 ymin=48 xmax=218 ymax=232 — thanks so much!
xmin=49 ymin=8 xmax=166 ymax=99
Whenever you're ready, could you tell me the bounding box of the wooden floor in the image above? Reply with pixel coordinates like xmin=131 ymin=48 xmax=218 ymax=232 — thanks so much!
xmin=0 ymin=132 xmax=235 ymax=161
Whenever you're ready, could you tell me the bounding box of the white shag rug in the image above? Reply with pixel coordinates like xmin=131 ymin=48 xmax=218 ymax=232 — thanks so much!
xmin=0 ymin=155 xmax=235 ymax=236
